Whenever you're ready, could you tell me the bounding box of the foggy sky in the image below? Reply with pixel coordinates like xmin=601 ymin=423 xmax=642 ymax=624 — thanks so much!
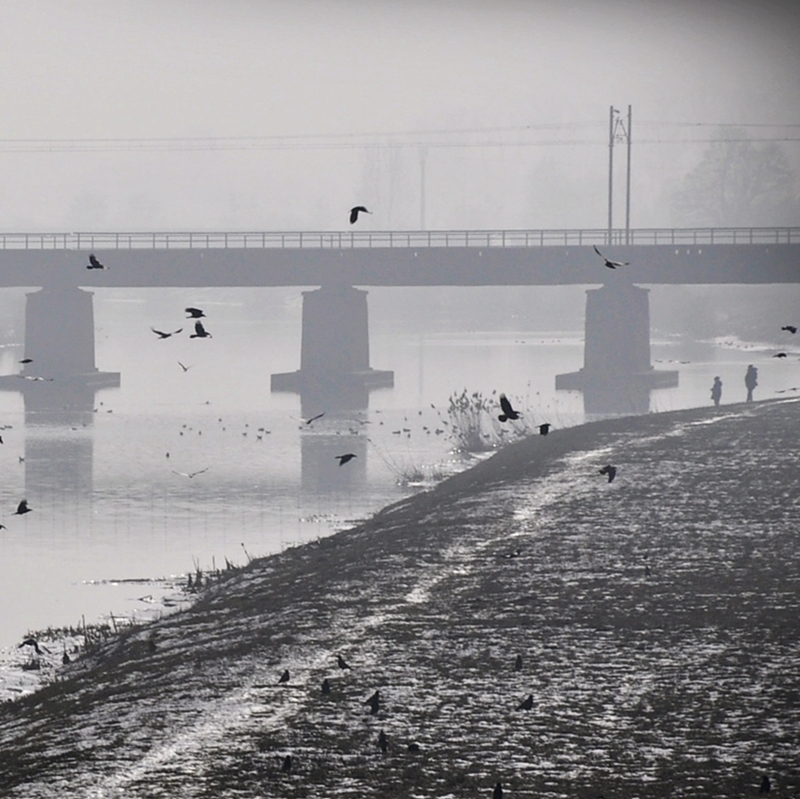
xmin=1 ymin=0 xmax=798 ymax=231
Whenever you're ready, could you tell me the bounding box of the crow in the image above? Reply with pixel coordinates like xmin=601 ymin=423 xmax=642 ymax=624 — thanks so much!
xmin=185 ymin=307 xmax=206 ymax=318
xmin=593 ymin=245 xmax=628 ymax=269
xmin=350 ymin=206 xmax=372 ymax=224
xmin=151 ymin=327 xmax=182 ymax=339
xmin=335 ymin=453 xmax=357 ymax=466
xmin=407 ymin=743 xmax=421 ymax=753
xmin=365 ymin=689 xmax=380 ymax=715
xmin=302 ymin=412 xmax=325 ymax=425
xmin=321 ymin=678 xmax=331 ymax=695
xmin=598 ymin=464 xmax=617 ymax=483
xmin=538 ymin=423 xmax=551 ymax=435
xmin=378 ymin=730 xmax=388 ymax=753
xmin=190 ymin=321 xmax=212 ymax=339
xmin=498 ymin=393 xmax=520 ymax=422
xmin=19 ymin=638 xmax=42 ymax=655
xmin=514 ymin=654 xmax=523 ymax=671
xmin=279 ymin=669 xmax=290 ymax=684
xmin=494 ymin=782 xmax=504 ymax=799
xmin=759 ymin=774 xmax=771 ymax=793
xmin=517 ymin=693 xmax=534 ymax=711
xmin=19 ymin=358 xmax=33 ymax=364
xmin=781 ymin=325 xmax=797 ymax=334
xmin=86 ymin=254 xmax=106 ymax=270
xmin=337 ymin=654 xmax=351 ymax=670
xmin=281 ymin=755 xmax=293 ymax=773
xmin=773 ymin=352 xmax=788 ymax=358
xmin=14 ymin=499 xmax=32 ymax=515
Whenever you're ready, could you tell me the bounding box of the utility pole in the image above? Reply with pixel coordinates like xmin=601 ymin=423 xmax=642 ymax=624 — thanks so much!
xmin=607 ymin=106 xmax=632 ymax=245
xmin=625 ymin=105 xmax=632 ymax=245
xmin=607 ymin=106 xmax=616 ymax=245
xmin=419 ymin=147 xmax=428 ymax=230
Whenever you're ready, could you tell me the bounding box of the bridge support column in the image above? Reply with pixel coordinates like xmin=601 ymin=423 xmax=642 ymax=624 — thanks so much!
xmin=556 ymin=282 xmax=677 ymax=414
xmin=271 ymin=284 xmax=393 ymax=411
xmin=0 ymin=284 xmax=120 ymax=393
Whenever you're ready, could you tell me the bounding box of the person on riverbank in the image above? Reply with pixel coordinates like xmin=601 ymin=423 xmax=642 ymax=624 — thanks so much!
xmin=745 ymin=365 xmax=758 ymax=402
xmin=711 ymin=376 xmax=722 ymax=406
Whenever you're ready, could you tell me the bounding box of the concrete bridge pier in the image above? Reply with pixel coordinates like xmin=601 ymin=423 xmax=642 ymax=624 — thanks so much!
xmin=0 ymin=284 xmax=120 ymax=392
xmin=556 ymin=281 xmax=678 ymax=414
xmin=271 ymin=284 xmax=393 ymax=411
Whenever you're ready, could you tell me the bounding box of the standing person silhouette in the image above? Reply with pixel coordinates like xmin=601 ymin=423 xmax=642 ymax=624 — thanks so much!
xmin=745 ymin=365 xmax=758 ymax=402
xmin=710 ymin=376 xmax=722 ymax=406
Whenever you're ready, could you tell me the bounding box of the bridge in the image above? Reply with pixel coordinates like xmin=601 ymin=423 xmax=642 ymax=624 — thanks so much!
xmin=1 ymin=227 xmax=798 ymax=414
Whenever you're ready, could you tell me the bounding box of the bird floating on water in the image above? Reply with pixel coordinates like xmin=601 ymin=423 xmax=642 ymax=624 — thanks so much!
xmin=598 ymin=464 xmax=617 ymax=483
xmin=335 ymin=453 xmax=357 ymax=466
xmin=190 ymin=321 xmax=212 ymax=339
xmin=14 ymin=499 xmax=32 ymax=515
xmin=349 ymin=206 xmax=371 ymax=224
xmin=498 ymin=393 xmax=520 ymax=422
xmin=151 ymin=327 xmax=182 ymax=339
xmin=593 ymin=245 xmax=628 ymax=269
xmin=86 ymin=254 xmax=106 ymax=270
xmin=185 ymin=307 xmax=206 ymax=318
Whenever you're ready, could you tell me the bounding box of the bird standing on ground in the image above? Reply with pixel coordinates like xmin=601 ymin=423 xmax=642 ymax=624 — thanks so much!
xmin=86 ymin=254 xmax=106 ymax=270
xmin=759 ymin=774 xmax=771 ymax=793
xmin=281 ymin=755 xmax=293 ymax=773
xmin=279 ymin=669 xmax=290 ymax=684
xmin=365 ymin=689 xmax=380 ymax=714
xmin=190 ymin=321 xmax=212 ymax=339
xmin=321 ymin=678 xmax=331 ymax=695
xmin=517 ymin=693 xmax=534 ymax=710
xmin=494 ymin=781 xmax=504 ymax=799
xmin=598 ymin=464 xmax=617 ymax=483
xmin=185 ymin=307 xmax=206 ymax=318
xmin=337 ymin=654 xmax=351 ymax=670
xmin=593 ymin=245 xmax=628 ymax=269
xmin=378 ymin=730 xmax=388 ymax=753
xmin=14 ymin=499 xmax=32 ymax=515
xmin=349 ymin=206 xmax=371 ymax=224
xmin=498 ymin=393 xmax=520 ymax=422
xmin=538 ymin=423 xmax=551 ymax=435
xmin=514 ymin=654 xmax=523 ymax=671
xmin=335 ymin=453 xmax=357 ymax=466
xmin=151 ymin=327 xmax=182 ymax=339
xmin=781 ymin=325 xmax=797 ymax=334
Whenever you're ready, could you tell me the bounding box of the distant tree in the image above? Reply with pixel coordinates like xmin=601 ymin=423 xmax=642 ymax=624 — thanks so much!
xmin=673 ymin=127 xmax=799 ymax=226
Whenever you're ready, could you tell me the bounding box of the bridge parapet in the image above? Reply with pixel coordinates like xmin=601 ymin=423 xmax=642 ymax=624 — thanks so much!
xmin=1 ymin=227 xmax=798 ymax=252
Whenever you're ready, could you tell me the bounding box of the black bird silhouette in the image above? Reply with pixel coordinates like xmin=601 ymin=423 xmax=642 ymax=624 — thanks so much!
xmin=593 ymin=245 xmax=628 ymax=269
xmin=190 ymin=321 xmax=212 ymax=339
xmin=598 ymin=464 xmax=617 ymax=483
xmin=378 ymin=730 xmax=388 ymax=753
xmin=86 ymin=253 xmax=106 ymax=269
xmin=0 ymin=524 xmax=6 ymax=530
xmin=781 ymin=325 xmax=797 ymax=334
xmin=335 ymin=453 xmax=357 ymax=466
xmin=62 ymin=650 xmax=71 ymax=665
xmin=177 ymin=361 xmax=193 ymax=372
xmin=759 ymin=774 xmax=771 ymax=793
xmin=14 ymin=499 xmax=32 ymax=515
xmin=0 ymin=436 xmax=3 ymax=444
xmin=514 ymin=654 xmax=523 ymax=671
xmin=281 ymin=755 xmax=293 ymax=773
xmin=19 ymin=358 xmax=33 ymax=364
xmin=151 ymin=327 xmax=182 ymax=339
xmin=364 ymin=689 xmax=380 ymax=715
xmin=494 ymin=782 xmax=504 ymax=799
xmin=279 ymin=669 xmax=290 ymax=684
xmin=321 ymin=678 xmax=331 ymax=695
xmin=185 ymin=307 xmax=206 ymax=318
xmin=407 ymin=742 xmax=421 ymax=753
xmin=303 ymin=412 xmax=325 ymax=425
xmin=773 ymin=352 xmax=788 ymax=358
xmin=538 ymin=423 xmax=551 ymax=436
xmin=19 ymin=638 xmax=42 ymax=655
xmin=498 ymin=393 xmax=520 ymax=422
xmin=517 ymin=693 xmax=534 ymax=711
xmin=349 ymin=205 xmax=372 ymax=224
xmin=337 ymin=654 xmax=351 ymax=670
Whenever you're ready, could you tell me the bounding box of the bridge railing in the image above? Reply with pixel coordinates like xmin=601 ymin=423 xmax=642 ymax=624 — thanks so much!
xmin=0 ymin=228 xmax=798 ymax=251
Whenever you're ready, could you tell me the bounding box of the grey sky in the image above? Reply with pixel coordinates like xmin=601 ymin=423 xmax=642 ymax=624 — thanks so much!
xmin=1 ymin=0 xmax=798 ymax=230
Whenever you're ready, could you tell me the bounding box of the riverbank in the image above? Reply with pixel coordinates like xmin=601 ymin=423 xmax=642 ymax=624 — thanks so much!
xmin=1 ymin=398 xmax=799 ymax=797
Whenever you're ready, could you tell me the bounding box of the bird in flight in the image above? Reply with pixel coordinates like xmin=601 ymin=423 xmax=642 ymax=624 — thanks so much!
xmin=516 ymin=693 xmax=534 ymax=711
xmin=593 ymin=245 xmax=628 ymax=269
xmin=598 ymin=464 xmax=617 ymax=483
xmin=171 ymin=467 xmax=209 ymax=479
xmin=498 ymin=394 xmax=521 ymax=422
xmin=538 ymin=423 xmax=551 ymax=436
xmin=350 ymin=206 xmax=372 ymax=224
xmin=781 ymin=325 xmax=797 ymax=334
xmin=19 ymin=358 xmax=33 ymax=364
xmin=773 ymin=352 xmax=789 ymax=358
xmin=177 ymin=361 xmax=193 ymax=372
xmin=190 ymin=321 xmax=212 ymax=338
xmin=19 ymin=638 xmax=43 ymax=655
xmin=302 ymin=412 xmax=325 ymax=425
xmin=151 ymin=327 xmax=182 ymax=339
xmin=185 ymin=307 xmax=206 ymax=318
xmin=86 ymin=254 xmax=106 ymax=270
xmin=14 ymin=499 xmax=32 ymax=515
xmin=336 ymin=453 xmax=357 ymax=466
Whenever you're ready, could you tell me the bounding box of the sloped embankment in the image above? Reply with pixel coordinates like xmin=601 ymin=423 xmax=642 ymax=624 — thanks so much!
xmin=1 ymin=399 xmax=799 ymax=798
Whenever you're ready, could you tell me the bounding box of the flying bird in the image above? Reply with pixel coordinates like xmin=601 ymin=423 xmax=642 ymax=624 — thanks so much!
xmin=350 ymin=205 xmax=372 ymax=224
xmin=598 ymin=464 xmax=617 ymax=483
xmin=498 ymin=393 xmax=520 ymax=422
xmin=364 ymin=689 xmax=380 ymax=715
xmin=303 ymin=412 xmax=325 ymax=425
xmin=190 ymin=321 xmax=212 ymax=338
xmin=538 ymin=423 xmax=551 ymax=436
xmin=781 ymin=325 xmax=797 ymax=334
xmin=773 ymin=352 xmax=788 ymax=358
xmin=86 ymin=254 xmax=106 ymax=270
xmin=14 ymin=499 xmax=32 ymax=515
xmin=516 ymin=693 xmax=534 ymax=711
xmin=337 ymin=654 xmax=351 ymax=670
xmin=171 ymin=468 xmax=209 ymax=479
xmin=335 ymin=453 xmax=357 ymax=466
xmin=19 ymin=358 xmax=33 ymax=364
xmin=151 ymin=327 xmax=182 ymax=339
xmin=19 ymin=638 xmax=42 ymax=655
xmin=177 ymin=361 xmax=193 ymax=372
xmin=593 ymin=245 xmax=629 ymax=269
xmin=185 ymin=307 xmax=206 ymax=318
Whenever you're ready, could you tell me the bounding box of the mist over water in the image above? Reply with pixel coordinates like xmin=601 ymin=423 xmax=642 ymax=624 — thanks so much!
xmin=0 ymin=284 xmax=796 ymax=649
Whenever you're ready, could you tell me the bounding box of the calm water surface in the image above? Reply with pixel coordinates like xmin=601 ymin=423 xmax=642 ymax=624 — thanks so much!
xmin=0 ymin=286 xmax=795 ymax=647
